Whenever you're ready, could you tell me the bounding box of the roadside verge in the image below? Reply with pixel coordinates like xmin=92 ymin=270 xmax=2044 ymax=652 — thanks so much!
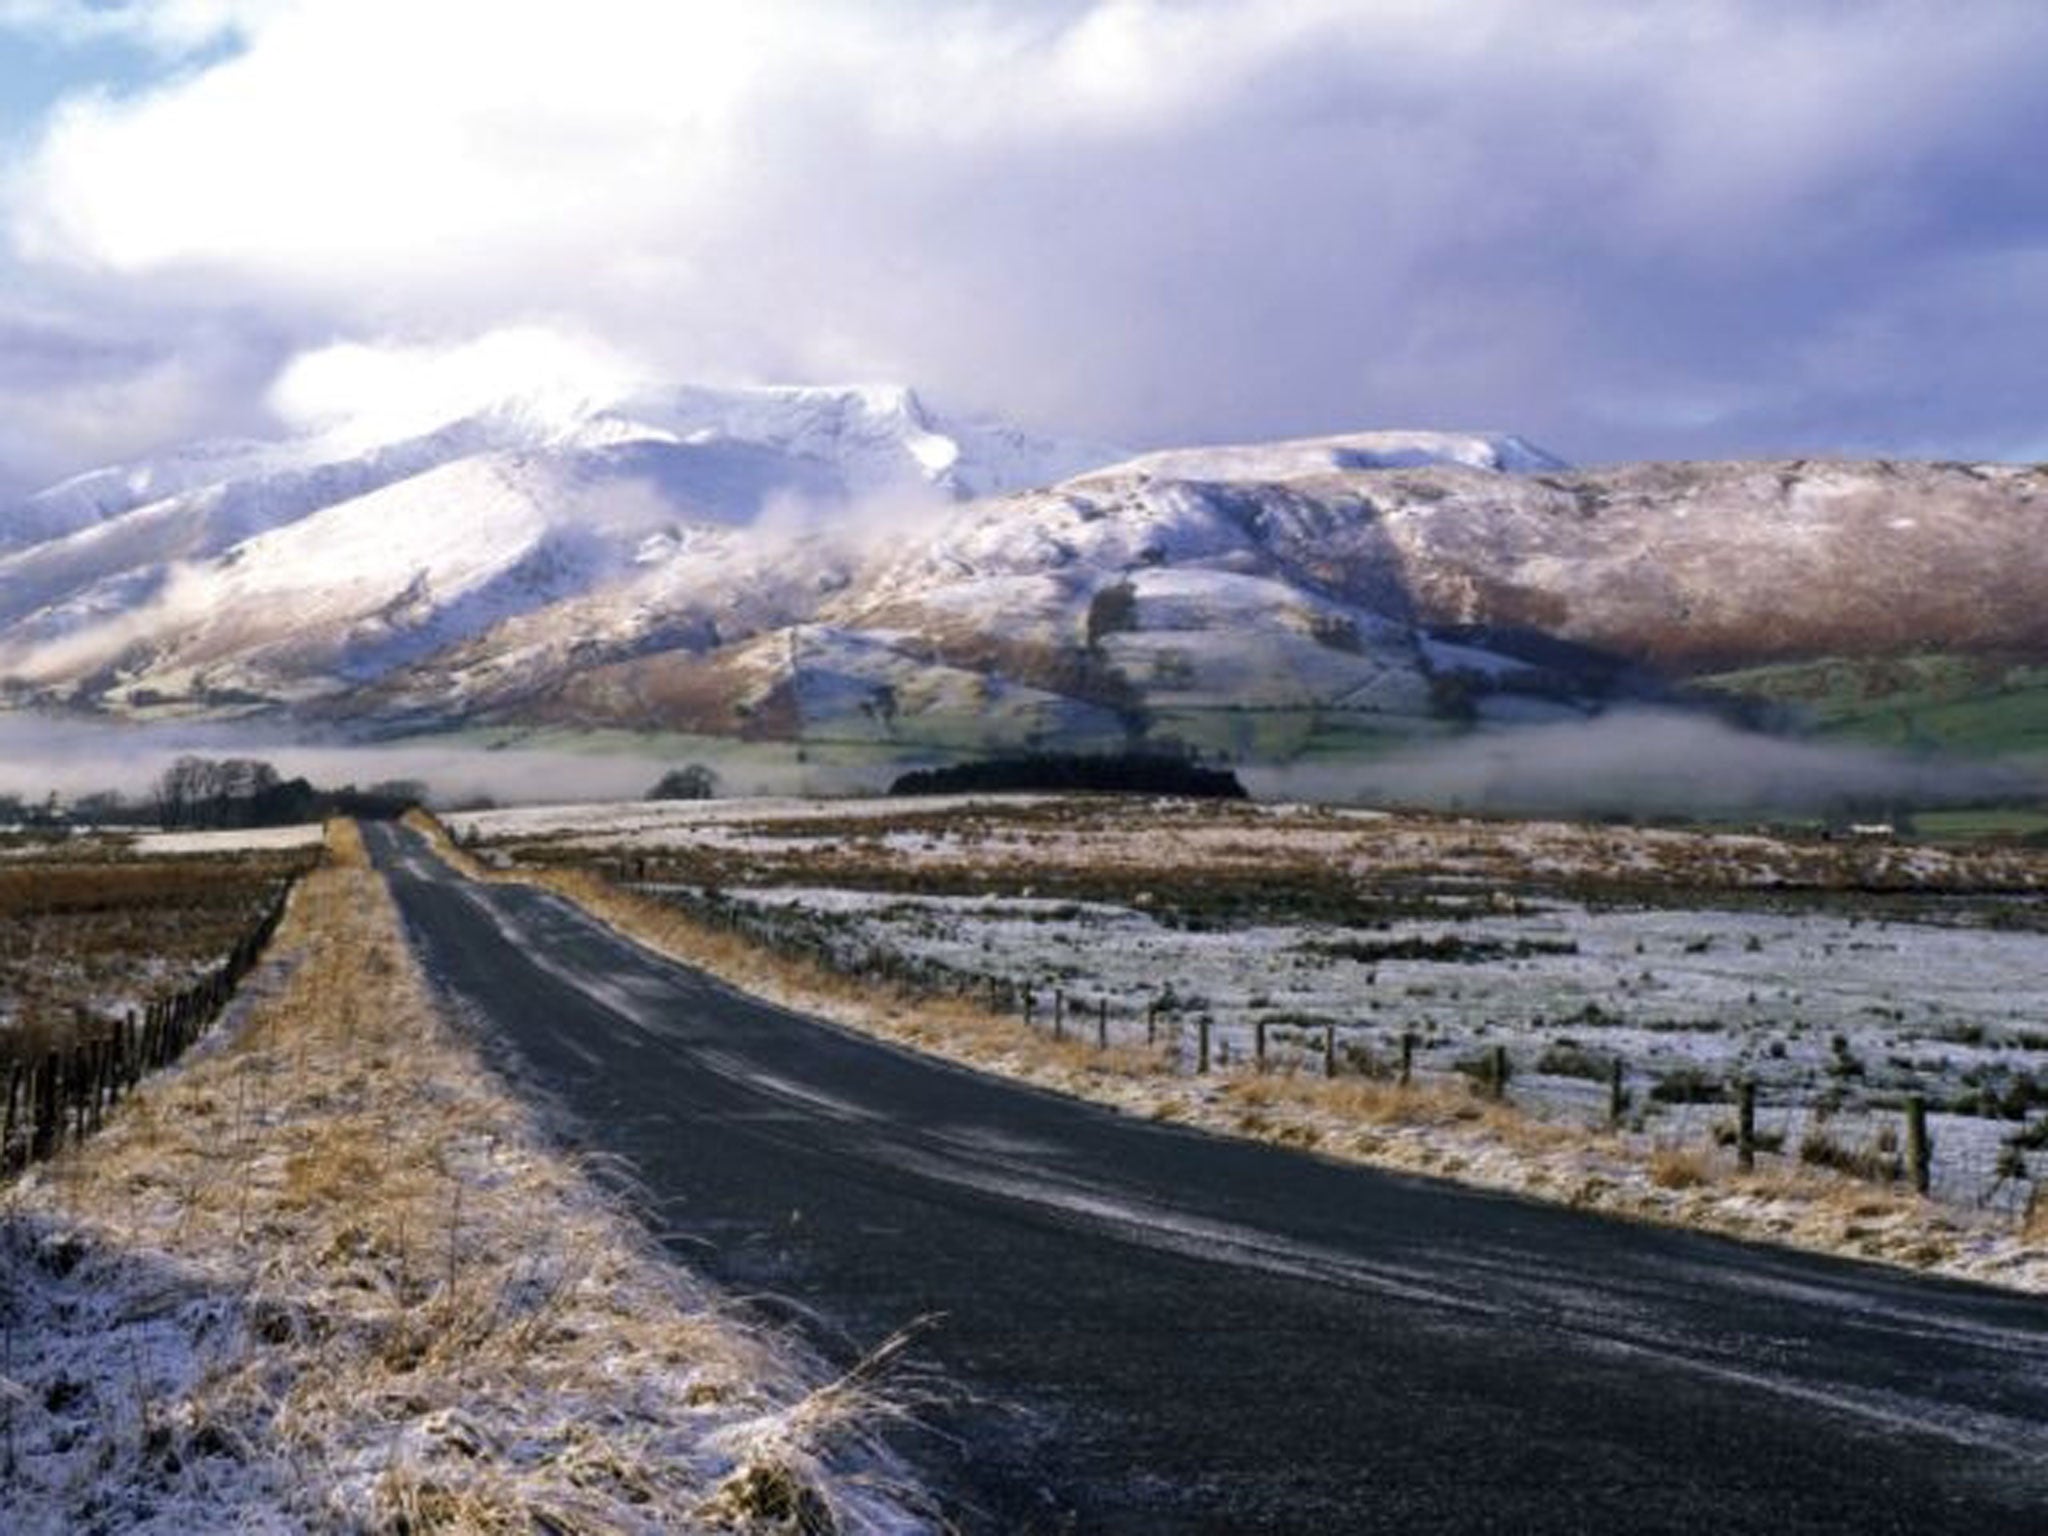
xmin=2 ymin=820 xmax=931 ymax=1533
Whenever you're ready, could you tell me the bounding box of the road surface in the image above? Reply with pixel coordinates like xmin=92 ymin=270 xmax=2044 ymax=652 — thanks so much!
xmin=366 ymin=823 xmax=2048 ymax=1533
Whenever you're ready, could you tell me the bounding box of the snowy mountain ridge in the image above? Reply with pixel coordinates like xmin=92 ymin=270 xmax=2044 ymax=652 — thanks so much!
xmin=0 ymin=381 xmax=1135 ymax=717
xmin=0 ymin=381 xmax=1116 ymax=551
xmin=5 ymin=384 xmax=2037 ymax=767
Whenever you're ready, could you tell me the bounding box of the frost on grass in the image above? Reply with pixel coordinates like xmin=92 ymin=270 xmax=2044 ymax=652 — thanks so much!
xmin=1 ymin=820 xmax=931 ymax=1534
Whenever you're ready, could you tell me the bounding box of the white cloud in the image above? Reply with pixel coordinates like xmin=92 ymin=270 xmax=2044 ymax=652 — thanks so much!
xmin=10 ymin=0 xmax=828 ymax=278
xmin=267 ymin=326 xmax=650 ymax=448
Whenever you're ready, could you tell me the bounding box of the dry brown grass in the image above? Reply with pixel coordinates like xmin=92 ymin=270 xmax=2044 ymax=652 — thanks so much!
xmin=408 ymin=811 xmax=2048 ymax=1295
xmin=472 ymin=794 xmax=2048 ymax=908
xmin=1 ymin=819 xmax=923 ymax=1532
xmin=1649 ymin=1144 xmax=1713 ymax=1190
xmin=0 ymin=849 xmax=310 ymax=1060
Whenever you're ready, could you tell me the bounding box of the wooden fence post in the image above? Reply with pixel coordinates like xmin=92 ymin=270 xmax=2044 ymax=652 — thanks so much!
xmin=2 ymin=1061 xmax=18 ymax=1168
xmin=69 ymin=1049 xmax=83 ymax=1142
xmin=1490 ymin=1043 xmax=1508 ymax=1101
xmin=1324 ymin=1022 xmax=1336 ymax=1080
xmin=1736 ymin=1080 xmax=1756 ymax=1172
xmin=89 ymin=1039 xmax=105 ymax=1130
xmin=1146 ymin=997 xmax=1159 ymax=1046
xmin=1906 ymin=1095 xmax=1930 ymax=1195
xmin=1255 ymin=1019 xmax=1267 ymax=1072
xmin=1096 ymin=999 xmax=1108 ymax=1050
xmin=1400 ymin=1032 xmax=1415 ymax=1087
xmin=33 ymin=1051 xmax=58 ymax=1159
xmin=1198 ymin=1017 xmax=1211 ymax=1075
xmin=1053 ymin=989 xmax=1065 ymax=1043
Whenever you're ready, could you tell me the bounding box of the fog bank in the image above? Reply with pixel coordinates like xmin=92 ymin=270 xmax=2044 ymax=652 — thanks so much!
xmin=2 ymin=709 xmax=2040 ymax=823
xmin=0 ymin=716 xmax=854 ymax=807
xmin=1244 ymin=710 xmax=2043 ymax=819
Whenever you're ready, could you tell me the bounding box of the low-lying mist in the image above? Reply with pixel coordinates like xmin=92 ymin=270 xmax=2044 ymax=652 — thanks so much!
xmin=2 ymin=708 xmax=2039 ymax=823
xmin=0 ymin=716 xmax=855 ymax=809
xmin=1244 ymin=709 xmax=2043 ymax=819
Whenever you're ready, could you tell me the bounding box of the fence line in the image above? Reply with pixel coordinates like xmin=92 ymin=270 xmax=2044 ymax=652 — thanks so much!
xmin=633 ymin=882 xmax=2030 ymax=1202
xmin=1 ymin=880 xmax=297 ymax=1176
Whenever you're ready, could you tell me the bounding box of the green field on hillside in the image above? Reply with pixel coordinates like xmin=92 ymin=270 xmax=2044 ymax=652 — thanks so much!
xmin=1906 ymin=807 xmax=2048 ymax=843
xmin=1696 ymin=654 xmax=2048 ymax=754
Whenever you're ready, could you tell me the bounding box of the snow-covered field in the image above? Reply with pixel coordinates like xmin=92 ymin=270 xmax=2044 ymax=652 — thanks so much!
xmin=709 ymin=884 xmax=2045 ymax=1206
xmin=449 ymin=792 xmax=1059 ymax=842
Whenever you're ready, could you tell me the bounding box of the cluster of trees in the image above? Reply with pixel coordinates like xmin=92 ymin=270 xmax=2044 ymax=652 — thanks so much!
xmin=152 ymin=756 xmax=426 ymax=830
xmin=1085 ymin=579 xmax=1139 ymax=650
xmin=0 ymin=763 xmax=432 ymax=833
xmin=154 ymin=757 xmax=304 ymax=829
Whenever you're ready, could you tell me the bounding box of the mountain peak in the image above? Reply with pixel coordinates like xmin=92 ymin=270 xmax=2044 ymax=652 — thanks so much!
xmin=584 ymin=381 xmax=1116 ymax=501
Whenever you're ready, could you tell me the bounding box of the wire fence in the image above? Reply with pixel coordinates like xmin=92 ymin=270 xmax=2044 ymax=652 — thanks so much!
xmin=1 ymin=880 xmax=297 ymax=1175
xmin=648 ymin=881 xmax=2044 ymax=1214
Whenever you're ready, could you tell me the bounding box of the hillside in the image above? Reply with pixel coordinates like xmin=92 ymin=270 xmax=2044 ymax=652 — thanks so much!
xmin=2 ymin=393 xmax=2045 ymax=767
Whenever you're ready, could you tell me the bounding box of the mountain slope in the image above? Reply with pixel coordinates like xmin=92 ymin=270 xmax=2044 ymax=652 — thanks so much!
xmin=1366 ymin=457 xmax=2048 ymax=671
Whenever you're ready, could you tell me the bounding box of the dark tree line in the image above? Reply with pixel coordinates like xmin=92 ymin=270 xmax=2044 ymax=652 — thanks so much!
xmin=890 ymin=752 xmax=1247 ymax=800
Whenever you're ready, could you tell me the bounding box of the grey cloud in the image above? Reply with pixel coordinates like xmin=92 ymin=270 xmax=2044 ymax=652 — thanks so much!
xmin=3 ymin=0 xmax=2047 ymax=486
xmin=631 ymin=0 xmax=2048 ymax=462
xmin=5 ymin=708 xmax=2032 ymax=820
xmin=0 ymin=289 xmax=292 ymax=497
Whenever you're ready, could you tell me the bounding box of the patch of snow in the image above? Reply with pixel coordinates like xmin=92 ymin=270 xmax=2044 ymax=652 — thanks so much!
xmin=127 ymin=824 xmax=326 ymax=855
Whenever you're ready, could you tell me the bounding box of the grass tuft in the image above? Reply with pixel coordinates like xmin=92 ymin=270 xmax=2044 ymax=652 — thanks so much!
xmin=1649 ymin=1145 xmax=1712 ymax=1190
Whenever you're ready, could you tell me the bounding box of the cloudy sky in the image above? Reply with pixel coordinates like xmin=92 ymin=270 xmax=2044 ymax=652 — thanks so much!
xmin=0 ymin=0 xmax=2044 ymax=499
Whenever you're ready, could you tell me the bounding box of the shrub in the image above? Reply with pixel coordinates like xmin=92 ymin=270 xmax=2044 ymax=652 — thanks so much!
xmin=1535 ymin=1042 xmax=1613 ymax=1081
xmin=2004 ymin=1117 xmax=2048 ymax=1153
xmin=1799 ymin=1130 xmax=1901 ymax=1183
xmin=648 ymin=764 xmax=720 ymax=801
xmin=1649 ymin=1067 xmax=1724 ymax=1105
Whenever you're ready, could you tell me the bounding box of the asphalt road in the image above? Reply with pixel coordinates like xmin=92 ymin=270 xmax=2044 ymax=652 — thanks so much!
xmin=365 ymin=823 xmax=2048 ymax=1533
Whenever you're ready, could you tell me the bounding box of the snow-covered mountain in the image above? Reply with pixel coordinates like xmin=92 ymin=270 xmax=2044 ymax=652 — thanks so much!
xmin=4 ymin=391 xmax=2043 ymax=764
xmin=0 ymin=383 xmax=1117 ymax=710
